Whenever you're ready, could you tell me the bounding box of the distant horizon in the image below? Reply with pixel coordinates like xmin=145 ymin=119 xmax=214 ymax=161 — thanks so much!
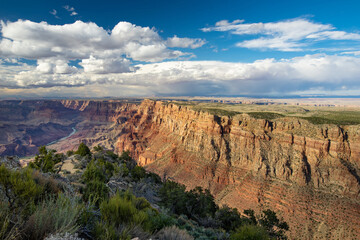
xmin=3 ymin=95 xmax=360 ymax=100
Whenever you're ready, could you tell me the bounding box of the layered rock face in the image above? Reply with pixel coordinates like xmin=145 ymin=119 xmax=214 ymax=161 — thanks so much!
xmin=1 ymin=99 xmax=359 ymax=239
xmin=0 ymin=100 xmax=81 ymax=156
xmin=108 ymin=100 xmax=360 ymax=240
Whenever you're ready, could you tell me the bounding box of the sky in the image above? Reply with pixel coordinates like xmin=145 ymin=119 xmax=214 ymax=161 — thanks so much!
xmin=1 ymin=0 xmax=360 ymax=98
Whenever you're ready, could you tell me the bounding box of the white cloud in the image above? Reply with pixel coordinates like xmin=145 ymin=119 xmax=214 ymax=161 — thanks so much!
xmin=64 ymin=5 xmax=77 ymax=16
xmin=342 ymin=51 xmax=360 ymax=56
xmin=0 ymin=20 xmax=203 ymax=75
xmin=202 ymin=18 xmax=360 ymax=51
xmin=49 ymin=9 xmax=60 ymax=19
xmin=50 ymin=9 xmax=57 ymax=16
xmin=80 ymin=56 xmax=133 ymax=74
xmin=64 ymin=5 xmax=75 ymax=12
xmin=166 ymin=36 xmax=207 ymax=49
xmin=2 ymin=19 xmax=360 ymax=97
xmin=2 ymin=54 xmax=360 ymax=96
xmin=36 ymin=59 xmax=77 ymax=74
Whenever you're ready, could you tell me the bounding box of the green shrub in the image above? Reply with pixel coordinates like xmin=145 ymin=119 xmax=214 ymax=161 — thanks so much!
xmin=159 ymin=181 xmax=218 ymax=221
xmin=66 ymin=150 xmax=75 ymax=157
xmin=247 ymin=112 xmax=284 ymax=120
xmin=0 ymin=203 xmax=22 ymax=240
xmin=120 ymin=163 xmax=129 ymax=177
xmin=230 ymin=225 xmax=269 ymax=240
xmin=24 ymin=194 xmax=81 ymax=240
xmin=0 ymin=165 xmax=43 ymax=213
xmin=76 ymin=143 xmax=91 ymax=157
xmin=100 ymin=193 xmax=148 ymax=227
xmin=82 ymin=158 xmax=117 ymax=184
xmin=258 ymin=209 xmax=289 ymax=239
xmin=97 ymin=191 xmax=155 ymax=238
xmin=130 ymin=166 xmax=147 ymax=181
xmin=187 ymin=187 xmax=218 ymax=219
xmin=29 ymin=146 xmax=64 ymax=173
xmin=148 ymin=211 xmax=177 ymax=232
xmin=106 ymin=150 xmax=118 ymax=160
xmin=147 ymin=172 xmax=162 ymax=184
xmin=243 ymin=209 xmax=257 ymax=225
xmin=93 ymin=222 xmax=118 ymax=240
xmin=82 ymin=180 xmax=109 ymax=205
xmin=93 ymin=145 xmax=104 ymax=152
xmin=119 ymin=151 xmax=132 ymax=162
xmin=215 ymin=205 xmax=242 ymax=231
xmin=82 ymin=161 xmax=107 ymax=183
xmin=159 ymin=180 xmax=187 ymax=216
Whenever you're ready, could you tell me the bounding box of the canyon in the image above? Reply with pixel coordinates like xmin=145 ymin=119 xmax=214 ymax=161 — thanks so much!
xmin=1 ymin=99 xmax=360 ymax=239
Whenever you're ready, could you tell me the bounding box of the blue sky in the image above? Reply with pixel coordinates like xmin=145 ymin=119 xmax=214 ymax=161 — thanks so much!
xmin=1 ymin=0 xmax=360 ymax=97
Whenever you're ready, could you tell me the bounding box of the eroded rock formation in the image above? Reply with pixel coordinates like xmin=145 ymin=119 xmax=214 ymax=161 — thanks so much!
xmin=103 ymin=100 xmax=360 ymax=240
xmin=1 ymin=99 xmax=359 ymax=239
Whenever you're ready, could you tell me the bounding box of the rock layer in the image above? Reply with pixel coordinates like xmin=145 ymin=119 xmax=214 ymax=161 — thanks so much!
xmin=1 ymin=99 xmax=359 ymax=239
xmin=107 ymin=100 xmax=360 ymax=240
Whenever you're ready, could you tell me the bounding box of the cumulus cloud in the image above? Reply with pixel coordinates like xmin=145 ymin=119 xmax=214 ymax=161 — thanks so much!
xmin=202 ymin=18 xmax=360 ymax=51
xmin=80 ymin=56 xmax=133 ymax=74
xmin=2 ymin=53 xmax=360 ymax=96
xmin=2 ymin=19 xmax=360 ymax=97
xmin=0 ymin=19 xmax=205 ymax=80
xmin=0 ymin=20 xmax=200 ymax=62
xmin=166 ymin=36 xmax=207 ymax=49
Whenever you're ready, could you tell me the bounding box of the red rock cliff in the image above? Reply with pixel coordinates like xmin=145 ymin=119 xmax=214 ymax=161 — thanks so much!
xmin=101 ymin=99 xmax=360 ymax=240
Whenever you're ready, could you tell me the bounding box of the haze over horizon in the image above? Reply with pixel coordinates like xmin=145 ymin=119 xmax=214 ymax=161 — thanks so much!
xmin=1 ymin=0 xmax=360 ymax=98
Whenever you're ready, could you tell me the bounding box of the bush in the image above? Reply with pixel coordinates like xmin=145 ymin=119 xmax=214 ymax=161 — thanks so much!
xmin=119 ymin=151 xmax=132 ymax=162
xmin=258 ymin=209 xmax=289 ymax=239
xmin=119 ymin=163 xmax=129 ymax=177
xmin=0 ymin=203 xmax=22 ymax=240
xmin=0 ymin=165 xmax=43 ymax=213
xmin=82 ymin=180 xmax=109 ymax=205
xmin=95 ymin=191 xmax=156 ymax=239
xmin=82 ymin=159 xmax=117 ymax=184
xmin=230 ymin=225 xmax=269 ymax=240
xmin=106 ymin=150 xmax=118 ymax=160
xmin=186 ymin=187 xmax=218 ymax=219
xmin=159 ymin=181 xmax=218 ymax=221
xmin=24 ymin=194 xmax=82 ymax=240
xmin=148 ymin=211 xmax=177 ymax=232
xmin=215 ymin=206 xmax=242 ymax=231
xmin=82 ymin=161 xmax=107 ymax=183
xmin=159 ymin=180 xmax=187 ymax=216
xmin=93 ymin=145 xmax=104 ymax=152
xmin=29 ymin=146 xmax=64 ymax=173
xmin=155 ymin=226 xmax=194 ymax=240
xmin=147 ymin=172 xmax=162 ymax=184
xmin=76 ymin=143 xmax=91 ymax=157
xmin=130 ymin=166 xmax=147 ymax=181
xmin=100 ymin=192 xmax=150 ymax=228
xmin=66 ymin=150 xmax=75 ymax=157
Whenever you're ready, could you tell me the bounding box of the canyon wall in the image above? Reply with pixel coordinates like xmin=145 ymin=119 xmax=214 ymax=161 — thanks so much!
xmin=1 ymin=99 xmax=360 ymax=239
xmin=106 ymin=100 xmax=360 ymax=240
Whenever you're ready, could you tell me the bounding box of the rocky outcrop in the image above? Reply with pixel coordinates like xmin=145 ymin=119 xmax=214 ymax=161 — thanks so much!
xmin=107 ymin=100 xmax=360 ymax=240
xmin=1 ymin=99 xmax=359 ymax=239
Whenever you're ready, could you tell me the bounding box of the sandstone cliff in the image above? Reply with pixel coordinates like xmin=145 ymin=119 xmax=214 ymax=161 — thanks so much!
xmin=96 ymin=100 xmax=360 ymax=240
xmin=1 ymin=99 xmax=359 ymax=239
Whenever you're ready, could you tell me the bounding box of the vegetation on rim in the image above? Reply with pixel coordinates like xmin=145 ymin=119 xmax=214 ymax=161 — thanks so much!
xmin=174 ymin=101 xmax=360 ymax=125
